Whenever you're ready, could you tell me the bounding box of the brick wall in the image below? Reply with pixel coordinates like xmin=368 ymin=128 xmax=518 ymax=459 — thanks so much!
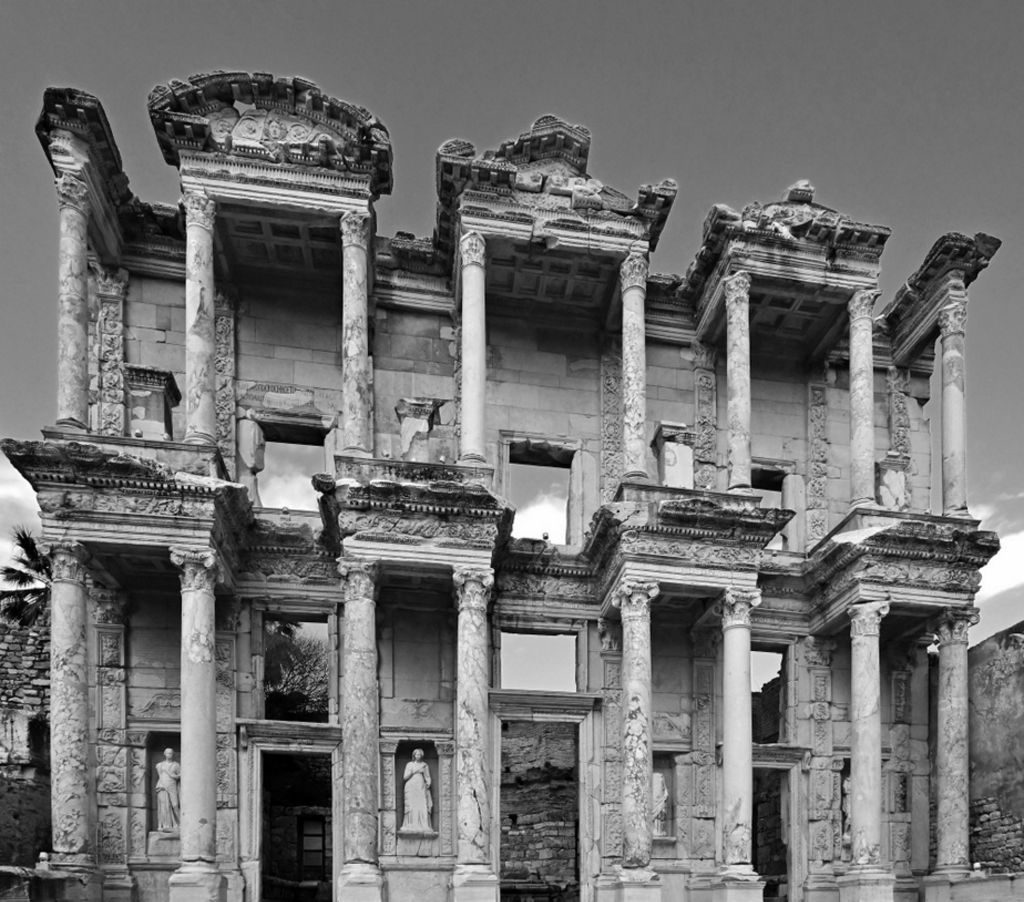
xmin=971 ymin=797 xmax=1024 ymax=873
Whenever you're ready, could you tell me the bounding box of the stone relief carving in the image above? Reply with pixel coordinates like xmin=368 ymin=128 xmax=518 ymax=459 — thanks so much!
xmin=55 ymin=171 xmax=90 ymax=214
xmin=460 ymin=231 xmax=486 ymax=268
xmin=181 ymin=191 xmax=215 ymax=231
xmin=886 ymin=366 xmax=911 ymax=459
xmin=692 ymin=341 xmax=718 ymax=490
xmin=600 ymin=338 xmax=623 ymax=501
xmin=214 ymin=291 xmax=236 ymax=473
xmin=400 ymin=748 xmax=434 ymax=834
xmin=94 ymin=266 xmax=129 ymax=437
xmin=155 ymin=748 xmax=181 ymax=834
xmin=619 ymin=251 xmax=649 ymax=293
xmin=806 ymin=383 xmax=829 ymax=544
xmin=651 ymin=771 xmax=670 ymax=838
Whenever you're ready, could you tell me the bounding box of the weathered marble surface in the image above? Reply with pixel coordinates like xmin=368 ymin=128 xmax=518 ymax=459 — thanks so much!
xmin=459 ymin=233 xmax=487 ymax=464
xmin=939 ymin=294 xmax=969 ymax=516
xmin=182 ymin=192 xmax=218 ymax=445
xmin=341 ymin=212 xmax=373 ymax=456
xmin=55 ymin=174 xmax=91 ymax=430
xmin=848 ymin=289 xmax=879 ymax=507
xmin=724 ymin=272 xmax=751 ymax=492
xmin=620 ymin=253 xmax=649 ymax=480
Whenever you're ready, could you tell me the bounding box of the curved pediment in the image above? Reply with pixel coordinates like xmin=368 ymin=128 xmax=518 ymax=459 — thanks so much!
xmin=148 ymin=71 xmax=392 ymax=195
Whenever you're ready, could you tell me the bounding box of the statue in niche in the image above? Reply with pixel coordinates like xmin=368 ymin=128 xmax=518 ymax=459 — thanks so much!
xmin=400 ymin=748 xmax=433 ymax=833
xmin=651 ymin=772 xmax=670 ymax=837
xmin=155 ymin=748 xmax=181 ymax=834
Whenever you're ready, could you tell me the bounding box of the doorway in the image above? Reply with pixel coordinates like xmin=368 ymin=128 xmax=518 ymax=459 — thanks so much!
xmin=753 ymin=767 xmax=789 ymax=900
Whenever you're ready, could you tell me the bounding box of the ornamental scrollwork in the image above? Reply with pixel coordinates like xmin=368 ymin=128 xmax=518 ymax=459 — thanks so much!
xmin=459 ymin=231 xmax=486 ymax=268
xmin=848 ymin=288 xmax=880 ymax=321
xmin=721 ymin=586 xmax=761 ymax=628
xmin=619 ymin=251 xmax=649 ymax=293
xmin=169 ymin=546 xmax=220 ymax=593
xmin=453 ymin=566 xmax=494 ymax=612
xmin=338 ymin=559 xmax=380 ymax=602
xmin=181 ymin=191 xmax=216 ymax=231
xmin=340 ymin=211 xmax=370 ymax=248
xmin=55 ymin=172 xmax=89 ymax=215
xmin=849 ymin=601 xmax=890 ymax=637
xmin=932 ymin=607 xmax=980 ymax=646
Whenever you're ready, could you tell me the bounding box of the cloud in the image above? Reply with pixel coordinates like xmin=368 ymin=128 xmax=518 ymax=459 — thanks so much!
xmin=0 ymin=455 xmax=40 ymax=567
xmin=976 ymin=529 xmax=1024 ymax=604
xmin=512 ymin=493 xmax=568 ymax=544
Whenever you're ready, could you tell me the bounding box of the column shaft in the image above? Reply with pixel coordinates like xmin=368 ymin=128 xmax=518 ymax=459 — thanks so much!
xmin=720 ymin=587 xmax=760 ymax=871
xmin=47 ymin=543 xmax=94 ymax=864
xmin=341 ymin=212 xmax=373 ymax=455
xmin=170 ymin=547 xmax=220 ymax=864
xmin=182 ymin=192 xmax=217 ymax=445
xmin=848 ymin=289 xmax=880 ymax=507
xmin=615 ymin=579 xmax=659 ymax=868
xmin=939 ymin=296 xmax=969 ymax=515
xmin=725 ymin=273 xmax=752 ymax=491
xmin=934 ymin=609 xmax=978 ymax=873
xmin=459 ymin=233 xmax=487 ymax=464
xmin=620 ymin=253 xmax=650 ymax=480
xmin=55 ymin=174 xmax=91 ymax=430
xmin=339 ymin=561 xmax=381 ymax=866
xmin=453 ymin=567 xmax=495 ymax=867
xmin=848 ymin=602 xmax=889 ymax=869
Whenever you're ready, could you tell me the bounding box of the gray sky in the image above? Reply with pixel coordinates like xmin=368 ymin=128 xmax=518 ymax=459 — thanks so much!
xmin=2 ymin=1 xmax=1023 ymax=644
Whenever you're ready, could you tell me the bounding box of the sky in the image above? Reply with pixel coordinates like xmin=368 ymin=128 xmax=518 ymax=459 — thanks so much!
xmin=1 ymin=1 xmax=1023 ymax=649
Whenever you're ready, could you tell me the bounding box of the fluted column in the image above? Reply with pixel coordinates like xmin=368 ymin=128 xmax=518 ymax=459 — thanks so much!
xmin=848 ymin=289 xmax=880 ymax=507
xmin=338 ymin=560 xmax=383 ymax=898
xmin=55 ymin=173 xmax=91 ymax=430
xmin=847 ymin=602 xmax=889 ymax=869
xmin=341 ymin=212 xmax=373 ymax=456
xmin=939 ymin=294 xmax=969 ymax=516
xmin=181 ymin=192 xmax=217 ymax=445
xmin=620 ymin=252 xmax=650 ymax=480
xmin=459 ymin=232 xmax=487 ymax=464
xmin=46 ymin=542 xmax=95 ymax=867
xmin=167 ymin=547 xmax=223 ymax=902
xmin=724 ymin=272 xmax=752 ymax=492
xmin=613 ymin=579 xmax=659 ymax=870
xmin=452 ymin=567 xmax=498 ymax=898
xmin=720 ymin=587 xmax=760 ymax=874
xmin=933 ymin=608 xmax=979 ymax=874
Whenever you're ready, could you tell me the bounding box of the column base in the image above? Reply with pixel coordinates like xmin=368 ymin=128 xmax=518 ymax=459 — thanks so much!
xmin=337 ymin=862 xmax=385 ymax=902
xmin=449 ymin=864 xmax=498 ymax=902
xmin=457 ymin=454 xmax=487 ymax=467
xmin=168 ymin=864 xmax=225 ymax=902
xmin=709 ymin=868 xmax=765 ymax=902
xmin=54 ymin=418 xmax=88 ymax=433
xmin=836 ymin=868 xmax=894 ymax=902
xmin=183 ymin=431 xmax=217 ymax=446
xmin=341 ymin=447 xmax=372 ymax=459
xmin=593 ymin=867 xmax=662 ymax=901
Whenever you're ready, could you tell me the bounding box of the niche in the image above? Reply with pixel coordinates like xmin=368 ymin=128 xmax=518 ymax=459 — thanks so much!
xmin=395 ymin=740 xmax=439 ymax=837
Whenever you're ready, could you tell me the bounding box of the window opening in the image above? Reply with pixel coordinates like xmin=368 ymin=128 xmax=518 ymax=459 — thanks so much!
xmin=751 ymin=650 xmax=785 ymax=743
xmin=500 ymin=632 xmax=576 ymax=692
xmin=259 ymin=441 xmax=325 ymax=511
xmin=263 ymin=615 xmax=330 ymax=722
xmin=507 ymin=439 xmax=574 ymax=544
xmin=752 ymin=465 xmax=785 ymax=550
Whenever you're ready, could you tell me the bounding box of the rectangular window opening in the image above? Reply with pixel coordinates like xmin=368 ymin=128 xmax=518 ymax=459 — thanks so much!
xmin=751 ymin=649 xmax=785 ymax=743
xmin=262 ymin=615 xmax=330 ymax=723
xmin=500 ymin=631 xmax=576 ymax=692
xmin=507 ymin=439 xmax=575 ymax=545
xmin=258 ymin=439 xmax=325 ymax=511
xmin=752 ymin=465 xmax=786 ymax=550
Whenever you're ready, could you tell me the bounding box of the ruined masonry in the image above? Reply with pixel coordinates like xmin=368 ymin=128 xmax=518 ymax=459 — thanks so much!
xmin=0 ymin=71 xmax=1009 ymax=902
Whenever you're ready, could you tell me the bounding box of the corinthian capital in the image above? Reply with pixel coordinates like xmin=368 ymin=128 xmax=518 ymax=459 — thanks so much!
xmin=619 ymin=251 xmax=649 ymax=293
xmin=723 ymin=271 xmax=751 ymax=307
xmin=612 ymin=579 xmax=659 ymax=619
xmin=340 ymin=211 xmax=370 ymax=248
xmin=453 ymin=566 xmax=494 ymax=612
xmin=938 ymin=299 xmax=968 ymax=338
xmin=45 ymin=542 xmax=90 ymax=584
xmin=170 ymin=545 xmax=220 ymax=593
xmin=459 ymin=231 xmax=486 ymax=268
xmin=933 ymin=607 xmax=980 ymax=646
xmin=721 ymin=586 xmax=760 ymax=628
xmin=55 ymin=173 xmax=90 ymax=215
xmin=692 ymin=341 xmax=717 ymax=371
xmin=848 ymin=288 xmax=881 ymax=321
xmin=849 ymin=600 xmax=890 ymax=637
xmin=91 ymin=264 xmax=129 ymax=300
xmin=338 ymin=559 xmax=380 ymax=602
xmin=181 ymin=191 xmax=216 ymax=232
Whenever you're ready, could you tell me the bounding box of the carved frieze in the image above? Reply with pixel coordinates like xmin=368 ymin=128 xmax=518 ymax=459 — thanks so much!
xmin=806 ymin=384 xmax=829 ymax=544
xmin=94 ymin=266 xmax=129 ymax=437
xmin=692 ymin=341 xmax=718 ymax=490
xmin=600 ymin=338 xmax=623 ymax=501
xmin=214 ymin=291 xmax=236 ymax=474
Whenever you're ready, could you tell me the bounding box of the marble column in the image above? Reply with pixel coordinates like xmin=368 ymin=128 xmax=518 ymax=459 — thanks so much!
xmin=341 ymin=212 xmax=373 ymax=456
xmin=933 ymin=608 xmax=979 ymax=874
xmin=168 ymin=546 xmax=223 ymax=902
xmin=55 ymin=173 xmax=91 ymax=430
xmin=720 ymin=587 xmax=760 ymax=875
xmin=452 ymin=567 xmax=498 ymax=899
xmin=724 ymin=272 xmax=752 ymax=492
xmin=338 ymin=560 xmax=383 ymax=900
xmin=620 ymin=252 xmax=650 ymax=480
xmin=459 ymin=232 xmax=487 ymax=464
xmin=848 ymin=289 xmax=880 ymax=508
xmin=46 ymin=542 xmax=95 ymax=867
xmin=613 ymin=579 xmax=659 ymax=871
xmin=939 ymin=294 xmax=969 ymax=516
xmin=181 ymin=192 xmax=218 ymax=446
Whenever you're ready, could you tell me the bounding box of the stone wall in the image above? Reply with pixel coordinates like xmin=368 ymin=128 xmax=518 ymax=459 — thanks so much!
xmin=0 ymin=612 xmax=50 ymax=865
xmin=500 ymin=721 xmax=578 ymax=898
xmin=968 ymin=622 xmax=1024 ymax=871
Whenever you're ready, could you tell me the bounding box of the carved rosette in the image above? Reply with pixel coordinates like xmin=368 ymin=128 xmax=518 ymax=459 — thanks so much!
xmin=848 ymin=288 xmax=880 ymax=322
xmin=619 ymin=251 xmax=649 ymax=294
xmin=938 ymin=297 xmax=968 ymax=338
xmin=55 ymin=172 xmax=90 ymax=215
xmin=933 ymin=608 xmax=979 ymax=646
xmin=181 ymin=191 xmax=216 ymax=232
xmin=849 ymin=601 xmax=889 ymax=637
xmin=459 ymin=231 xmax=486 ymax=268
xmin=720 ymin=587 xmax=760 ymax=629
xmin=340 ymin=211 xmax=370 ymax=248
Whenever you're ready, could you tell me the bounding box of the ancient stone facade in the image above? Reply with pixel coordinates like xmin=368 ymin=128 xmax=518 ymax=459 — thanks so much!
xmin=0 ymin=72 xmax=1007 ymax=902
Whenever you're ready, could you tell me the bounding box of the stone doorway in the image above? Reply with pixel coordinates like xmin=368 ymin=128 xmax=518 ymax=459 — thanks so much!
xmin=261 ymin=751 xmax=334 ymax=902
xmin=499 ymin=720 xmax=580 ymax=902
xmin=753 ymin=767 xmax=790 ymax=900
